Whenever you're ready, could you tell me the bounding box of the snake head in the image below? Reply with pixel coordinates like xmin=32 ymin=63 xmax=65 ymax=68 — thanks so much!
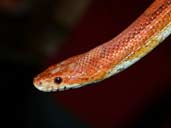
xmin=33 ymin=54 xmax=100 ymax=92
xmin=33 ymin=58 xmax=78 ymax=92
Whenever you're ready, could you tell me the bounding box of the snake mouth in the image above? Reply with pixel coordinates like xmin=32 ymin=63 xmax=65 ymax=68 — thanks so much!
xmin=33 ymin=79 xmax=88 ymax=92
xmin=33 ymin=82 xmax=49 ymax=92
xmin=34 ymin=84 xmax=73 ymax=92
xmin=33 ymin=78 xmax=51 ymax=92
xmin=33 ymin=79 xmax=70 ymax=92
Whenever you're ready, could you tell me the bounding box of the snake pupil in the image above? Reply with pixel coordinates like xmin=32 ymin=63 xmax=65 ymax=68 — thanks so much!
xmin=54 ymin=77 xmax=62 ymax=84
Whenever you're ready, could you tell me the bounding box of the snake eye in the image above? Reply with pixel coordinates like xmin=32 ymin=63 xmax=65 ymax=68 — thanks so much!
xmin=54 ymin=77 xmax=62 ymax=84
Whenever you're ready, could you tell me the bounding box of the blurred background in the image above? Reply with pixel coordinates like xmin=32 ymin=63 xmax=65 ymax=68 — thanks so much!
xmin=0 ymin=0 xmax=171 ymax=128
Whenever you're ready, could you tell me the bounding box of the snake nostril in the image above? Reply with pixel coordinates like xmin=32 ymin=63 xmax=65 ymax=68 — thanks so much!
xmin=36 ymin=81 xmax=42 ymax=86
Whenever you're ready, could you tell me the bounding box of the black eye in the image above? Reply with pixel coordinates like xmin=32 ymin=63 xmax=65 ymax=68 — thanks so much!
xmin=54 ymin=77 xmax=62 ymax=84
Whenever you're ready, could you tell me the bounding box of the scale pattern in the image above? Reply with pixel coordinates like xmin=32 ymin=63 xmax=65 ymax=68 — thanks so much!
xmin=33 ymin=0 xmax=171 ymax=92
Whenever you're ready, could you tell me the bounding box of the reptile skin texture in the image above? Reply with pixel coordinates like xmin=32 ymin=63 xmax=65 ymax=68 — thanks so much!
xmin=33 ymin=0 xmax=171 ymax=92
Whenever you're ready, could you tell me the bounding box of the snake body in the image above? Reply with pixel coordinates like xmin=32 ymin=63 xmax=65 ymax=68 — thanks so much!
xmin=33 ymin=0 xmax=171 ymax=92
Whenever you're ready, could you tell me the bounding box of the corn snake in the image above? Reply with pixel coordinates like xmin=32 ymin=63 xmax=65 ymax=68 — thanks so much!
xmin=33 ymin=0 xmax=171 ymax=92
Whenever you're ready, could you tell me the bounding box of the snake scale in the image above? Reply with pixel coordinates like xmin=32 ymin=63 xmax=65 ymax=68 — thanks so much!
xmin=33 ymin=0 xmax=171 ymax=92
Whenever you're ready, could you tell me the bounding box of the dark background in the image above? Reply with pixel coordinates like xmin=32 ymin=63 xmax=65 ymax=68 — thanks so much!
xmin=0 ymin=0 xmax=171 ymax=128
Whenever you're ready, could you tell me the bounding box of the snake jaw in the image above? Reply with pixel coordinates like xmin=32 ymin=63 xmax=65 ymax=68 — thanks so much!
xmin=33 ymin=76 xmax=81 ymax=92
xmin=33 ymin=62 xmax=106 ymax=92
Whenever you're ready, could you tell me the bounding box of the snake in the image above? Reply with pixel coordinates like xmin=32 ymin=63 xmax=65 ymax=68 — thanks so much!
xmin=33 ymin=0 xmax=171 ymax=92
